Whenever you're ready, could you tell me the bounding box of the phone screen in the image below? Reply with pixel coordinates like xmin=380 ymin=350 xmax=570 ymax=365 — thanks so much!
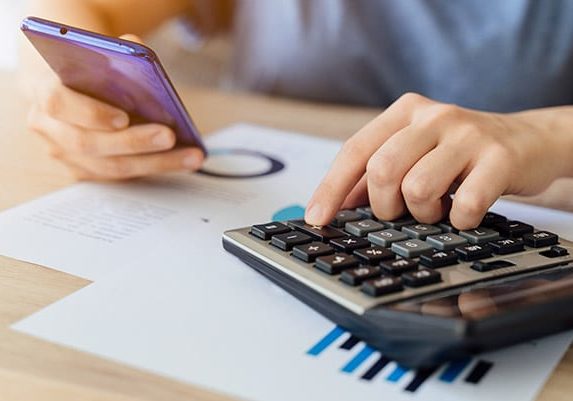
xmin=22 ymin=17 xmax=205 ymax=152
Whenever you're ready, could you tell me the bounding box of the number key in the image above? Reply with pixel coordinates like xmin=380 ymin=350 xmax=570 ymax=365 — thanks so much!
xmin=368 ymin=229 xmax=408 ymax=247
xmin=345 ymin=219 xmax=385 ymax=237
xmin=459 ymin=227 xmax=499 ymax=244
xmin=426 ymin=233 xmax=468 ymax=251
xmin=331 ymin=210 xmax=363 ymax=228
xmin=402 ymin=224 xmax=442 ymax=240
xmin=391 ymin=239 xmax=433 ymax=258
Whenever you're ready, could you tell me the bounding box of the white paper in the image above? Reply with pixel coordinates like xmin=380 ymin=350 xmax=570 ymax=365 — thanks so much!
xmin=0 ymin=124 xmax=338 ymax=280
xmin=6 ymin=124 xmax=573 ymax=401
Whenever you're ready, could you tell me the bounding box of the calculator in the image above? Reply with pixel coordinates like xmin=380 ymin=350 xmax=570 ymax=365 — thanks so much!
xmin=222 ymin=207 xmax=573 ymax=368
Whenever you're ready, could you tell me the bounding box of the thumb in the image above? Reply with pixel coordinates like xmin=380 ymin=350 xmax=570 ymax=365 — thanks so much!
xmin=119 ymin=34 xmax=144 ymax=44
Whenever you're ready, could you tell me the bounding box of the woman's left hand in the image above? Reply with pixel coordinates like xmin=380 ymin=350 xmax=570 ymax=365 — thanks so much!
xmin=305 ymin=93 xmax=571 ymax=229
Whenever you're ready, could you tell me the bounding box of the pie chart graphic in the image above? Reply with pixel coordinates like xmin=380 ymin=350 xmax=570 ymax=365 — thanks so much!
xmin=198 ymin=148 xmax=285 ymax=179
xmin=272 ymin=205 xmax=305 ymax=221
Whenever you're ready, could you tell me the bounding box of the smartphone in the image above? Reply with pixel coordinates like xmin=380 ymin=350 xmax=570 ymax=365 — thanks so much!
xmin=21 ymin=16 xmax=206 ymax=154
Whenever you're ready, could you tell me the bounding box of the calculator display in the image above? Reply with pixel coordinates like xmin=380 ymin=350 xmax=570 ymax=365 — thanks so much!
xmin=390 ymin=268 xmax=573 ymax=319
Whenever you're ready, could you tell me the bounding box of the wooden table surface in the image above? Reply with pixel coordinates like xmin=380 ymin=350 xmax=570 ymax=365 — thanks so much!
xmin=0 ymin=70 xmax=572 ymax=401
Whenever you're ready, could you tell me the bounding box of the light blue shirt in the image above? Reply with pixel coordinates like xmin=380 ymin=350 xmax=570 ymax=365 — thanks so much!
xmin=230 ymin=0 xmax=573 ymax=112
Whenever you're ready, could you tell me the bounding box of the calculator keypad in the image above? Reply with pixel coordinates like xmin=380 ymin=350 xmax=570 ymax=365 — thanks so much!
xmin=238 ymin=208 xmax=569 ymax=306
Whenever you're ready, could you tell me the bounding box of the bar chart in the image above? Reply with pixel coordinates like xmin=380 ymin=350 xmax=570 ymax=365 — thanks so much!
xmin=307 ymin=326 xmax=493 ymax=393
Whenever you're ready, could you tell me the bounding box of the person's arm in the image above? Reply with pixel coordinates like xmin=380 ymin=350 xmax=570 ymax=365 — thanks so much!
xmin=305 ymin=93 xmax=573 ymax=230
xmin=18 ymin=0 xmax=234 ymax=180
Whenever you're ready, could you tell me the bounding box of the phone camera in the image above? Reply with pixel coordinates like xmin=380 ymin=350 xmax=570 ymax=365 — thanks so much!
xmin=59 ymin=27 xmax=68 ymax=35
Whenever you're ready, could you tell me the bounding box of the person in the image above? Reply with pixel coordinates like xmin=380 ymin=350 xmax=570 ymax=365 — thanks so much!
xmin=19 ymin=0 xmax=573 ymax=230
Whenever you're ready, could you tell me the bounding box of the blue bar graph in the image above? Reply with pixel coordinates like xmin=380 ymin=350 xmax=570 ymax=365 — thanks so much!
xmin=341 ymin=345 xmax=375 ymax=373
xmin=440 ymin=357 xmax=472 ymax=383
xmin=306 ymin=326 xmax=345 ymax=356
xmin=386 ymin=365 xmax=409 ymax=382
xmin=306 ymin=326 xmax=493 ymax=393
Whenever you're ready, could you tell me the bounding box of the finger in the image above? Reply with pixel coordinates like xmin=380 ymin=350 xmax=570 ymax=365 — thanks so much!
xmin=401 ymin=144 xmax=470 ymax=223
xmin=65 ymin=148 xmax=205 ymax=181
xmin=35 ymin=80 xmax=129 ymax=131
xmin=450 ymin=156 xmax=510 ymax=230
xmin=306 ymin=93 xmax=432 ymax=225
xmin=341 ymin=175 xmax=368 ymax=209
xmin=29 ymin=110 xmax=176 ymax=157
xmin=458 ymin=290 xmax=498 ymax=319
xmin=366 ymin=124 xmax=439 ymax=221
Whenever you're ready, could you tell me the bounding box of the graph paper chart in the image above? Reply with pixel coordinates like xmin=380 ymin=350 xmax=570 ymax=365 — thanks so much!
xmin=307 ymin=326 xmax=493 ymax=393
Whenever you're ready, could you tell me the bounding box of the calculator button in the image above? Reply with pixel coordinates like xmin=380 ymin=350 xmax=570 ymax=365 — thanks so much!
xmin=438 ymin=220 xmax=458 ymax=233
xmin=345 ymin=219 xmax=385 ymax=237
xmin=250 ymin=222 xmax=291 ymax=240
xmin=494 ymin=221 xmax=534 ymax=238
xmin=481 ymin=212 xmax=507 ymax=228
xmin=523 ymin=231 xmax=559 ymax=248
xmin=331 ymin=210 xmax=363 ymax=228
xmin=353 ymin=246 xmax=395 ymax=265
xmin=288 ymin=220 xmax=346 ymax=241
xmin=340 ymin=266 xmax=382 ymax=286
xmin=459 ymin=227 xmax=500 ymax=244
xmin=380 ymin=258 xmax=418 ymax=275
xmin=361 ymin=276 xmax=403 ymax=296
xmin=356 ymin=206 xmax=375 ymax=219
xmin=271 ymin=232 xmax=313 ymax=251
xmin=489 ymin=238 xmax=524 ymax=255
xmin=471 ymin=260 xmax=515 ymax=272
xmin=315 ymin=253 xmax=359 ymax=274
xmin=540 ymin=245 xmax=569 ymax=258
xmin=402 ymin=224 xmax=442 ymax=240
xmin=455 ymin=244 xmax=493 ymax=261
xmin=292 ymin=242 xmax=335 ymax=262
xmin=381 ymin=216 xmax=416 ymax=229
xmin=419 ymin=250 xmax=458 ymax=268
xmin=368 ymin=229 xmax=408 ymax=247
xmin=402 ymin=268 xmax=442 ymax=287
xmin=391 ymin=239 xmax=433 ymax=258
xmin=330 ymin=236 xmax=371 ymax=252
xmin=426 ymin=233 xmax=468 ymax=251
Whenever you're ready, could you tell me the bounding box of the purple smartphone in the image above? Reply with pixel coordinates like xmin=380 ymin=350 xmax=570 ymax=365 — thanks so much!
xmin=21 ymin=16 xmax=206 ymax=154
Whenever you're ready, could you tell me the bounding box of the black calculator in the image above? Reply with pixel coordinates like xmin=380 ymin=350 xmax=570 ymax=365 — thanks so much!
xmin=222 ymin=207 xmax=573 ymax=368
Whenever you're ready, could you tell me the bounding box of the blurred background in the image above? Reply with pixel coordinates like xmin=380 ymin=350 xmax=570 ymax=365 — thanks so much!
xmin=0 ymin=0 xmax=231 ymax=87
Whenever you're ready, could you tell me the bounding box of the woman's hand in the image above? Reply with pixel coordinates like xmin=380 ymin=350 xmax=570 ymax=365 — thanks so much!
xmin=25 ymin=35 xmax=204 ymax=181
xmin=305 ymin=93 xmax=571 ymax=230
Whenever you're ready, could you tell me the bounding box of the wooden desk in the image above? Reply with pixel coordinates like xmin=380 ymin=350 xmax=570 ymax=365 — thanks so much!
xmin=0 ymin=70 xmax=571 ymax=401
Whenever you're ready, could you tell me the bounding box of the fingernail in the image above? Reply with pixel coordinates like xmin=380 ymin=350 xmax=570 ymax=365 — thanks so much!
xmin=151 ymin=132 xmax=173 ymax=148
xmin=112 ymin=114 xmax=128 ymax=129
xmin=183 ymin=153 xmax=201 ymax=170
xmin=305 ymin=203 xmax=324 ymax=224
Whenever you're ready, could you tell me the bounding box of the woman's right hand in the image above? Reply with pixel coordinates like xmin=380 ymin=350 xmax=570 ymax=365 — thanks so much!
xmin=26 ymin=70 xmax=205 ymax=180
